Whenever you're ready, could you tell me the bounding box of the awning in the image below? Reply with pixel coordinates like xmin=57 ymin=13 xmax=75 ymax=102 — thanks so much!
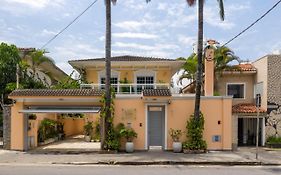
xmin=19 ymin=106 xmax=101 ymax=114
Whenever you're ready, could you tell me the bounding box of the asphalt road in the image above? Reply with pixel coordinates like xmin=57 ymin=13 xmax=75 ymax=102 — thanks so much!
xmin=0 ymin=165 xmax=280 ymax=175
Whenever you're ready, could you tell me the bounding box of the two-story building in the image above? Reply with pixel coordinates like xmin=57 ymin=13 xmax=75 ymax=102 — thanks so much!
xmin=6 ymin=55 xmax=233 ymax=151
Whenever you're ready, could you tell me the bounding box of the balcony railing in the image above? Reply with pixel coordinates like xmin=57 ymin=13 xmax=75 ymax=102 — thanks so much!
xmin=80 ymin=83 xmax=180 ymax=94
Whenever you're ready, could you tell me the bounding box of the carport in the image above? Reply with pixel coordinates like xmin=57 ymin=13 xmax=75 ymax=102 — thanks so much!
xmin=8 ymin=89 xmax=103 ymax=151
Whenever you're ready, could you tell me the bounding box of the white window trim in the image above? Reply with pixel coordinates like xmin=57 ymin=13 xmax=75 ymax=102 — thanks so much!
xmin=145 ymin=103 xmax=167 ymax=150
xmin=98 ymin=70 xmax=120 ymax=84
xmin=226 ymin=83 xmax=246 ymax=99
xmin=134 ymin=69 xmax=156 ymax=84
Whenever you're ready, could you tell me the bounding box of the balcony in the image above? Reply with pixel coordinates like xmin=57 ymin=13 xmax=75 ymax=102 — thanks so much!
xmin=80 ymin=83 xmax=180 ymax=94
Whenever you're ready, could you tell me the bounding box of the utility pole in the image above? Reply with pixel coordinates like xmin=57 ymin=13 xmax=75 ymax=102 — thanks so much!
xmin=16 ymin=64 xmax=19 ymax=89
xmin=256 ymin=94 xmax=261 ymax=159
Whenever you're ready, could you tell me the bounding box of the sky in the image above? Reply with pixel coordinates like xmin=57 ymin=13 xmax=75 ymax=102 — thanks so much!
xmin=1 ymin=0 xmax=281 ymax=76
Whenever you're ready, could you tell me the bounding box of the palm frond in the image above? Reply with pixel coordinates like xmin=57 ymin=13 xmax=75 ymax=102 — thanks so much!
xmin=186 ymin=0 xmax=197 ymax=6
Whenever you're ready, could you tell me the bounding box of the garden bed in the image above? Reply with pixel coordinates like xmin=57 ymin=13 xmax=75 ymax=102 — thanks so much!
xmin=266 ymin=143 xmax=281 ymax=148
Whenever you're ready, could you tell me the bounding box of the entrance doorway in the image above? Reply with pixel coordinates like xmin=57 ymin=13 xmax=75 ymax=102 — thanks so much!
xmin=238 ymin=117 xmax=264 ymax=146
xmin=147 ymin=105 xmax=165 ymax=149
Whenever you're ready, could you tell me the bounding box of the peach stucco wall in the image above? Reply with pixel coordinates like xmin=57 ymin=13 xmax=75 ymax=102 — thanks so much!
xmin=217 ymin=73 xmax=255 ymax=105
xmin=11 ymin=102 xmax=25 ymax=150
xmin=167 ymin=97 xmax=232 ymax=150
xmin=10 ymin=96 xmax=232 ymax=151
xmin=114 ymin=96 xmax=232 ymax=151
xmin=85 ymin=68 xmax=172 ymax=84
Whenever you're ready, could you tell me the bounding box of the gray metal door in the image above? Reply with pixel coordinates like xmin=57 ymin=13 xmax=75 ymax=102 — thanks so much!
xmin=148 ymin=106 xmax=165 ymax=147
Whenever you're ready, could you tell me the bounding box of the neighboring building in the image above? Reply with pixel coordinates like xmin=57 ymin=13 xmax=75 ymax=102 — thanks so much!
xmin=182 ymin=55 xmax=281 ymax=148
xmin=253 ymin=55 xmax=281 ymax=141
xmin=19 ymin=48 xmax=68 ymax=87
xmin=7 ymin=55 xmax=233 ymax=151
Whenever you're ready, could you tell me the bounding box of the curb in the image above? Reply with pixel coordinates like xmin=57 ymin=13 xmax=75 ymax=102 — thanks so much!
xmin=51 ymin=161 xmax=281 ymax=166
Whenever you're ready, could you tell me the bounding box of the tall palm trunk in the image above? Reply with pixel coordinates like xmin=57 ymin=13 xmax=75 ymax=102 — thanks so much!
xmin=102 ymin=0 xmax=112 ymax=150
xmin=194 ymin=0 xmax=204 ymax=120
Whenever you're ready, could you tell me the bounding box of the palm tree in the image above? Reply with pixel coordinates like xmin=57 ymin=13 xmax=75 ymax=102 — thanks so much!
xmin=179 ymin=46 xmax=240 ymax=92
xmin=186 ymin=0 xmax=224 ymax=120
xmin=177 ymin=54 xmax=197 ymax=84
xmin=103 ymin=0 xmax=151 ymax=150
xmin=24 ymin=49 xmax=55 ymax=86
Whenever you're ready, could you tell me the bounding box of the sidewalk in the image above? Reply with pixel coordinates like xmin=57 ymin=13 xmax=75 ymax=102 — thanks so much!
xmin=0 ymin=147 xmax=280 ymax=166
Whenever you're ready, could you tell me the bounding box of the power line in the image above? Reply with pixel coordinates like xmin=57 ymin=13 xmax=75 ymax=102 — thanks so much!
xmin=40 ymin=0 xmax=99 ymax=49
xmin=222 ymin=0 xmax=281 ymax=47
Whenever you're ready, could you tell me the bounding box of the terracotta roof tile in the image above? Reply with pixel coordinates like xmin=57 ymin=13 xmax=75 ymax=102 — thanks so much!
xmin=69 ymin=55 xmax=178 ymax=62
xmin=9 ymin=89 xmax=103 ymax=97
xmin=225 ymin=63 xmax=256 ymax=72
xmin=232 ymin=103 xmax=266 ymax=113
xmin=143 ymin=89 xmax=171 ymax=97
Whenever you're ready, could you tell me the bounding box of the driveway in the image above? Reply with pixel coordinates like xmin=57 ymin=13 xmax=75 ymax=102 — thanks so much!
xmin=30 ymin=135 xmax=100 ymax=153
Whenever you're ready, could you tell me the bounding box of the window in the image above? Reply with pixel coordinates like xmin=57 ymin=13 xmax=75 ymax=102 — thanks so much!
xmin=136 ymin=76 xmax=154 ymax=93
xmin=100 ymin=77 xmax=118 ymax=92
xmin=227 ymin=84 xmax=245 ymax=98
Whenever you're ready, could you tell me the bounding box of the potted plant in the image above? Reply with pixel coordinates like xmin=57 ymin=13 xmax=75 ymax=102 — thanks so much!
xmin=169 ymin=128 xmax=182 ymax=153
xmin=120 ymin=127 xmax=137 ymax=153
xmin=84 ymin=121 xmax=93 ymax=142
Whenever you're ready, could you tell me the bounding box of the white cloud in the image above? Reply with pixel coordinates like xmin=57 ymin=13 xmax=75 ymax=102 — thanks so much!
xmin=227 ymin=3 xmax=251 ymax=12
xmin=113 ymin=32 xmax=159 ymax=39
xmin=114 ymin=20 xmax=151 ymax=31
xmin=2 ymin=0 xmax=65 ymax=9
xmin=204 ymin=7 xmax=235 ymax=30
xmin=178 ymin=36 xmax=196 ymax=46
xmin=41 ymin=29 xmax=57 ymax=36
xmin=113 ymin=42 xmax=154 ymax=51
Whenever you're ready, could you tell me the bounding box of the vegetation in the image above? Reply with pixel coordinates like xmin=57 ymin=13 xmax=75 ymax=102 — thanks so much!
xmin=105 ymin=123 xmax=125 ymax=150
xmin=0 ymin=43 xmax=51 ymax=105
xmin=103 ymin=0 xmax=151 ymax=150
xmin=178 ymin=46 xmax=240 ymax=91
xmin=0 ymin=43 xmax=21 ymax=104
xmin=38 ymin=119 xmax=59 ymax=142
xmin=183 ymin=113 xmax=207 ymax=150
xmin=52 ymin=71 xmax=81 ymax=89
xmin=100 ymin=88 xmax=121 ymax=150
xmin=119 ymin=78 xmax=131 ymax=93
xmin=84 ymin=121 xmax=94 ymax=136
xmin=267 ymin=136 xmax=281 ymax=144
xmin=120 ymin=127 xmax=138 ymax=142
xmin=92 ymin=120 xmax=101 ymax=142
xmin=169 ymin=128 xmax=182 ymax=142
xmin=186 ymin=0 xmax=225 ymax=120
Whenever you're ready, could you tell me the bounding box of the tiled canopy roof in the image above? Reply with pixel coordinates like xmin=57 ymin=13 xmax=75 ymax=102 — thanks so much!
xmin=9 ymin=89 xmax=103 ymax=97
xmin=143 ymin=89 xmax=171 ymax=97
xmin=232 ymin=103 xmax=266 ymax=113
xmin=69 ymin=55 xmax=177 ymax=62
xmin=18 ymin=48 xmax=36 ymax=52
xmin=224 ymin=63 xmax=257 ymax=72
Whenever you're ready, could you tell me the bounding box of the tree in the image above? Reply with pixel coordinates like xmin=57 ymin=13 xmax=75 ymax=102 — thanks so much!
xmin=102 ymin=0 xmax=151 ymax=150
xmin=0 ymin=43 xmax=20 ymax=104
xmin=179 ymin=46 xmax=240 ymax=91
xmin=177 ymin=54 xmax=197 ymax=85
xmin=52 ymin=71 xmax=81 ymax=89
xmin=23 ymin=49 xmax=55 ymax=86
xmin=186 ymin=0 xmax=225 ymax=120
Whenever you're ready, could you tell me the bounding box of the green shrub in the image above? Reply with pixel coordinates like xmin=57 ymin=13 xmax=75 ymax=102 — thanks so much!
xmin=38 ymin=119 xmax=58 ymax=142
xmin=84 ymin=121 xmax=94 ymax=136
xmin=183 ymin=113 xmax=207 ymax=150
xmin=267 ymin=136 xmax=281 ymax=144
xmin=120 ymin=127 xmax=137 ymax=142
xmin=105 ymin=123 xmax=125 ymax=150
xmin=169 ymin=128 xmax=182 ymax=142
